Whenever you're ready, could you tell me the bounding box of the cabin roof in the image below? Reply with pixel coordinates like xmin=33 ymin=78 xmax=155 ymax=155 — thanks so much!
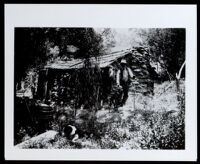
xmin=45 ymin=48 xmax=134 ymax=70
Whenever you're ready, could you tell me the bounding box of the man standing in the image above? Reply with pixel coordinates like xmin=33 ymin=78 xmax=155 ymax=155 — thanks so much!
xmin=116 ymin=59 xmax=134 ymax=106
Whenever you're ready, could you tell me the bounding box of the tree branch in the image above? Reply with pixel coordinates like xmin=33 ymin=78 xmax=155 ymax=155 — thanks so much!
xmin=176 ymin=60 xmax=186 ymax=80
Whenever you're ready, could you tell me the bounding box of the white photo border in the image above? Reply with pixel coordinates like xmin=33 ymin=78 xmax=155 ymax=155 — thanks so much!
xmin=5 ymin=4 xmax=197 ymax=161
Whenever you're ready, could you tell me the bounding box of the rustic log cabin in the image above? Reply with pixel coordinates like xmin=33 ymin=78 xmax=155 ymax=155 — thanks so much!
xmin=14 ymin=46 xmax=158 ymax=140
xmin=36 ymin=46 xmax=157 ymax=108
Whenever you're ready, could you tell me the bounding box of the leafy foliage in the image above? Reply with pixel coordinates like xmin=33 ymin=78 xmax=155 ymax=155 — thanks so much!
xmin=138 ymin=28 xmax=185 ymax=79
xmin=15 ymin=85 xmax=185 ymax=149
xmin=15 ymin=28 xmax=104 ymax=82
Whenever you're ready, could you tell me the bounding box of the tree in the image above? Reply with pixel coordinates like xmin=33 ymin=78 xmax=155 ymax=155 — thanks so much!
xmin=49 ymin=28 xmax=104 ymax=59
xmin=15 ymin=28 xmax=104 ymax=83
xmin=15 ymin=28 xmax=47 ymax=85
xmin=97 ymin=28 xmax=116 ymax=53
xmin=137 ymin=28 xmax=185 ymax=80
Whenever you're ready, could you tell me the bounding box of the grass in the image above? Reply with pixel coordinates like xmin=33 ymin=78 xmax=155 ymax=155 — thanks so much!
xmin=16 ymin=80 xmax=185 ymax=149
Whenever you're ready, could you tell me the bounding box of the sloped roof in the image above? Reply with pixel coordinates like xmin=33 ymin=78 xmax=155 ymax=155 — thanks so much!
xmin=45 ymin=48 xmax=133 ymax=70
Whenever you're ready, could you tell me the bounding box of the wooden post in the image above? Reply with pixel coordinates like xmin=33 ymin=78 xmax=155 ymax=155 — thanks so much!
xmin=134 ymin=90 xmax=136 ymax=110
xmin=43 ymin=69 xmax=49 ymax=102
xmin=36 ymin=69 xmax=49 ymax=101
xmin=132 ymin=83 xmax=136 ymax=111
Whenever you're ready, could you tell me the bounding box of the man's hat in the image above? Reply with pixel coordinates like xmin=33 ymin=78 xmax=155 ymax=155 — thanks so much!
xmin=121 ymin=59 xmax=127 ymax=64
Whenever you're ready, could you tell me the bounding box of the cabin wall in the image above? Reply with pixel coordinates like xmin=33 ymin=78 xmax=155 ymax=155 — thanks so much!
xmin=38 ymin=67 xmax=104 ymax=109
xmin=129 ymin=51 xmax=153 ymax=94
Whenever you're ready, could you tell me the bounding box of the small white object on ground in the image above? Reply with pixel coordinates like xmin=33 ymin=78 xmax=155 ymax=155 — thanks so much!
xmin=72 ymin=134 xmax=79 ymax=142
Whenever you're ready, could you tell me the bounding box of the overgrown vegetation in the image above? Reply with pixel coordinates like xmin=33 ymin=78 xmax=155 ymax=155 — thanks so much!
xmin=137 ymin=28 xmax=185 ymax=80
xmin=17 ymin=81 xmax=185 ymax=149
xmin=15 ymin=28 xmax=105 ymax=85
xmin=15 ymin=28 xmax=185 ymax=149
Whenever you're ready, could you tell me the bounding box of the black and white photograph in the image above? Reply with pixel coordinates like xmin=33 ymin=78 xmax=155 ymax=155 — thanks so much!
xmin=14 ymin=27 xmax=186 ymax=149
xmin=4 ymin=4 xmax=197 ymax=161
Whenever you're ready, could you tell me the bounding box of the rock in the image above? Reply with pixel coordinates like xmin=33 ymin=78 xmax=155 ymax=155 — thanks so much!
xmin=15 ymin=130 xmax=58 ymax=149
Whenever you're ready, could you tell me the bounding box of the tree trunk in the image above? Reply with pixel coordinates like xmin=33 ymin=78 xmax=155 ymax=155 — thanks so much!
xmin=176 ymin=61 xmax=185 ymax=100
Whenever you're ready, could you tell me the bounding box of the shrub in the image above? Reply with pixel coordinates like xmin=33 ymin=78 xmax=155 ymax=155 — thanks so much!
xmin=137 ymin=95 xmax=185 ymax=149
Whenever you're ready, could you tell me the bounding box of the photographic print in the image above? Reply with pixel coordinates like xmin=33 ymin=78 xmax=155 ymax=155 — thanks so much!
xmin=14 ymin=27 xmax=185 ymax=149
xmin=5 ymin=4 xmax=197 ymax=161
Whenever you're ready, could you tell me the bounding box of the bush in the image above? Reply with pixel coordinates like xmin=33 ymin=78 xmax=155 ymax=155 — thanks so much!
xmin=137 ymin=92 xmax=185 ymax=149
